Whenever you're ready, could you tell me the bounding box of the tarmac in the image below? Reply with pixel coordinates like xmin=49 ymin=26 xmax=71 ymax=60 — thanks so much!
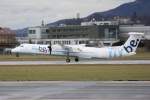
xmin=0 ymin=81 xmax=150 ymax=100
xmin=0 ymin=60 xmax=150 ymax=65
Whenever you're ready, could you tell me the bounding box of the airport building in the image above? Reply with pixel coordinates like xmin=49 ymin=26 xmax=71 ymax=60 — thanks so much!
xmin=120 ymin=25 xmax=150 ymax=40
xmin=17 ymin=20 xmax=150 ymax=50
xmin=0 ymin=27 xmax=17 ymax=53
xmin=27 ymin=21 xmax=119 ymax=46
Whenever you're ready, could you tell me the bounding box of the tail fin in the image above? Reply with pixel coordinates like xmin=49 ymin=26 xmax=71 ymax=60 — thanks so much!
xmin=123 ymin=32 xmax=144 ymax=53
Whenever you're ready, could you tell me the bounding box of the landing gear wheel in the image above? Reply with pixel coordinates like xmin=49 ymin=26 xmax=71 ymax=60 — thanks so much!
xmin=75 ymin=57 xmax=79 ymax=62
xmin=16 ymin=53 xmax=19 ymax=57
xmin=66 ymin=58 xmax=71 ymax=63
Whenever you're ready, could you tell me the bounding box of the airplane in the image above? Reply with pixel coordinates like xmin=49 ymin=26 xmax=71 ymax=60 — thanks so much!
xmin=11 ymin=32 xmax=144 ymax=62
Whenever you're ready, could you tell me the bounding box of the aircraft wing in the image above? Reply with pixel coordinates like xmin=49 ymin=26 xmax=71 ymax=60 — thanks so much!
xmin=60 ymin=44 xmax=82 ymax=53
xmin=59 ymin=44 xmax=74 ymax=53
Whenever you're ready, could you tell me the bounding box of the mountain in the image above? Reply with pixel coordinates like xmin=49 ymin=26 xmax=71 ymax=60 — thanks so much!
xmin=15 ymin=28 xmax=28 ymax=37
xmin=16 ymin=0 xmax=150 ymax=36
xmin=91 ymin=0 xmax=150 ymax=17
xmin=48 ymin=0 xmax=150 ymax=26
xmin=48 ymin=18 xmax=83 ymax=26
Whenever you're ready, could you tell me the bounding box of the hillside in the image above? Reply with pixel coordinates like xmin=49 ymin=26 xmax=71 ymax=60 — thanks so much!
xmin=17 ymin=0 xmax=150 ymax=36
xmin=92 ymin=0 xmax=150 ymax=17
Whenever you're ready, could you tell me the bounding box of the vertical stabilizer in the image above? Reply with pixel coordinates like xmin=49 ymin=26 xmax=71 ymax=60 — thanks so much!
xmin=123 ymin=32 xmax=144 ymax=53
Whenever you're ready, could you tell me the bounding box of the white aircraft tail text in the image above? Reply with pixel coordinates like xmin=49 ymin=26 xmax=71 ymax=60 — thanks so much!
xmin=123 ymin=32 xmax=144 ymax=54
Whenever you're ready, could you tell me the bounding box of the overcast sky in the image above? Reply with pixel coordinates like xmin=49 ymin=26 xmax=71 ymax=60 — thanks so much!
xmin=0 ymin=0 xmax=135 ymax=29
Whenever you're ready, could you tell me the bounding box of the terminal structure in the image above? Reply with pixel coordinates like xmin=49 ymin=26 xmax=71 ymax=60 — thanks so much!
xmin=27 ymin=21 xmax=119 ymax=46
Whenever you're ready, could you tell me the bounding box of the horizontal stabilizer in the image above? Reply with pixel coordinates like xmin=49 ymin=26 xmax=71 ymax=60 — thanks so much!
xmin=128 ymin=32 xmax=144 ymax=36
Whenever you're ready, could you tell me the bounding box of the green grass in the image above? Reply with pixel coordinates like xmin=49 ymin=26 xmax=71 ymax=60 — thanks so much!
xmin=0 ymin=64 xmax=150 ymax=81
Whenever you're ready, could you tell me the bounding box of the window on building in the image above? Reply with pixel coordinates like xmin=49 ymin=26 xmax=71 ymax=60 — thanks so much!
xmin=79 ymin=41 xmax=85 ymax=44
xmin=29 ymin=30 xmax=36 ymax=34
xmin=104 ymin=28 xmax=109 ymax=39
xmin=52 ymin=29 xmax=56 ymax=32
xmin=54 ymin=41 xmax=61 ymax=44
xmin=46 ymin=29 xmax=49 ymax=33
xmin=109 ymin=28 xmax=117 ymax=39
xmin=52 ymin=35 xmax=56 ymax=38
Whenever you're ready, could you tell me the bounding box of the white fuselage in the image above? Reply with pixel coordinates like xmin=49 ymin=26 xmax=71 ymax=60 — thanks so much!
xmin=11 ymin=44 xmax=129 ymax=59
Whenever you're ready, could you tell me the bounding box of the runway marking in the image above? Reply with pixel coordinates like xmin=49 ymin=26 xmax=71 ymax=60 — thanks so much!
xmin=0 ymin=60 xmax=150 ymax=65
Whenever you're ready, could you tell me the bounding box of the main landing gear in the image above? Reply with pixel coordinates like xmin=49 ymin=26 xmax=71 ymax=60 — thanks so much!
xmin=65 ymin=48 xmax=79 ymax=63
xmin=75 ymin=57 xmax=79 ymax=62
xmin=66 ymin=57 xmax=79 ymax=63
xmin=66 ymin=49 xmax=70 ymax=63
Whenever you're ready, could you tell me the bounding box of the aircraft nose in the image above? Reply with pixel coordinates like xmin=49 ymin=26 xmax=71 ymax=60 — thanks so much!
xmin=11 ymin=48 xmax=18 ymax=53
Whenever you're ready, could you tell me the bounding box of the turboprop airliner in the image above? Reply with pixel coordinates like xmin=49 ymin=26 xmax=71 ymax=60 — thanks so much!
xmin=11 ymin=32 xmax=144 ymax=62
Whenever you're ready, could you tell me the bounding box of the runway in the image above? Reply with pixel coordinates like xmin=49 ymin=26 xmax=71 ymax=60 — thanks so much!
xmin=0 ymin=81 xmax=150 ymax=100
xmin=0 ymin=60 xmax=150 ymax=65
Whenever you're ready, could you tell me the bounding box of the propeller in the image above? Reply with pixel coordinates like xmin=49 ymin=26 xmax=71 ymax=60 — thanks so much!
xmin=48 ymin=42 xmax=52 ymax=55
